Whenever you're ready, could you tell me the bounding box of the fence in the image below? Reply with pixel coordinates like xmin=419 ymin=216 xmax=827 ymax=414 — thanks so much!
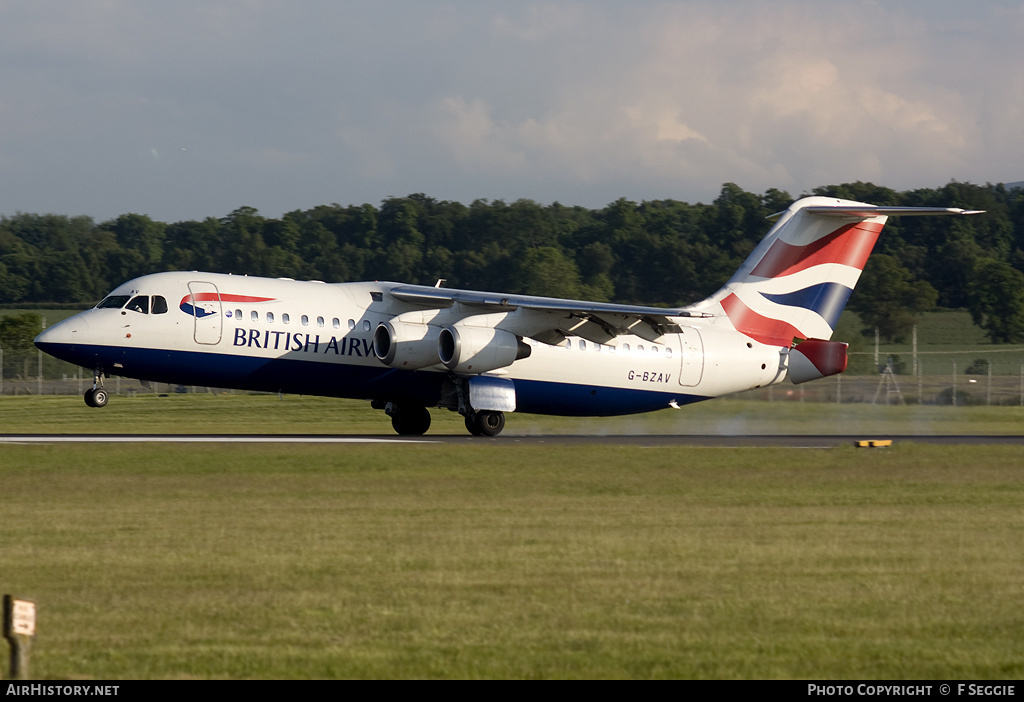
xmin=4 ymin=344 xmax=1024 ymax=406
xmin=742 ymin=351 xmax=1024 ymax=406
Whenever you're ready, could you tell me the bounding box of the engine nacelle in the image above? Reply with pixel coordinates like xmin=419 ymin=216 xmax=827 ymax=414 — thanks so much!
xmin=373 ymin=321 xmax=442 ymax=369
xmin=438 ymin=325 xmax=531 ymax=374
xmin=788 ymin=339 xmax=848 ymax=384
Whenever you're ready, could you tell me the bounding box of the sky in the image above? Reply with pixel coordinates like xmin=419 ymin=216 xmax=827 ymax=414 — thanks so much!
xmin=1 ymin=0 xmax=1021 ymax=223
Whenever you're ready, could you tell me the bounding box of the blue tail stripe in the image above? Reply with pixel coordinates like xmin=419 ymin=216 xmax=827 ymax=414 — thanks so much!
xmin=761 ymin=282 xmax=853 ymax=329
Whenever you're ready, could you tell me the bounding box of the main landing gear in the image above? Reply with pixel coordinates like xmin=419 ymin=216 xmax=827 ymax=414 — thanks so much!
xmin=376 ymin=400 xmax=507 ymax=437
xmin=385 ymin=402 xmax=432 ymax=436
xmin=84 ymin=370 xmax=108 ymax=408
xmin=464 ymin=410 xmax=505 ymax=437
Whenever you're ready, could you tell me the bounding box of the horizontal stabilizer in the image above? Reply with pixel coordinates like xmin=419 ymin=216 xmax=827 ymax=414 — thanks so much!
xmin=768 ymin=205 xmax=984 ymax=221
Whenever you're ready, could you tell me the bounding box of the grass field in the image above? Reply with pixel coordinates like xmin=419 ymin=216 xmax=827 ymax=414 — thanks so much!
xmin=2 ymin=309 xmax=1024 ymax=679
xmin=2 ymin=398 xmax=1024 ymax=678
xmin=4 ymin=392 xmax=1024 ymax=436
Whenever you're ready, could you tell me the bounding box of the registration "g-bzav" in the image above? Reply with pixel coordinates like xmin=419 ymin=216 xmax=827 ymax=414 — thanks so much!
xmin=627 ymin=370 xmax=671 ymax=383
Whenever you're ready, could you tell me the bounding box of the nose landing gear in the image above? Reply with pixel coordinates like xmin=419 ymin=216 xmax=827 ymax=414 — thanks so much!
xmin=84 ymin=370 xmax=108 ymax=407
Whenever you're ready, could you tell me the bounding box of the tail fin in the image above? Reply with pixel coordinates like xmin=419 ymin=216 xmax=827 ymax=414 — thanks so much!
xmin=686 ymin=196 xmax=982 ymax=346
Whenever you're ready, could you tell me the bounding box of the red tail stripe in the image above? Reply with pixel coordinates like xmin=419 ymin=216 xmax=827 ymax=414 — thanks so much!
xmin=749 ymin=221 xmax=883 ymax=279
xmin=179 ymin=293 xmax=275 ymax=305
xmin=720 ymin=293 xmax=801 ymax=346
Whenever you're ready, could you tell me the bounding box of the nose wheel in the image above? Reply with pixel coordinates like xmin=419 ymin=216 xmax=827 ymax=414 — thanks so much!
xmin=84 ymin=387 xmax=109 ymax=407
xmin=84 ymin=370 xmax=109 ymax=408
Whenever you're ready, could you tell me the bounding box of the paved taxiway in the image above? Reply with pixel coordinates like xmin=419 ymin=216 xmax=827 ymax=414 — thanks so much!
xmin=2 ymin=434 xmax=1023 ymax=447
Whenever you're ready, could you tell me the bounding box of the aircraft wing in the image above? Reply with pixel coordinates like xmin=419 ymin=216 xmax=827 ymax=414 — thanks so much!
xmin=387 ymin=284 xmax=708 ymax=344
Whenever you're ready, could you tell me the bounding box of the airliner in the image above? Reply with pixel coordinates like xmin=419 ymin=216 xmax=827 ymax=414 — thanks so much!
xmin=34 ymin=197 xmax=981 ymax=436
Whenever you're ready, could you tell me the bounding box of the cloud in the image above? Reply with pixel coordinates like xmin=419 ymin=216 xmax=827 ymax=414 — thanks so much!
xmin=406 ymin=1 xmax=1022 ymax=203
xmin=0 ymin=1 xmax=1021 ymax=221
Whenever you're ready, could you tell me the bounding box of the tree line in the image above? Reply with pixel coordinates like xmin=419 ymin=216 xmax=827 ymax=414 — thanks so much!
xmin=3 ymin=181 xmax=1024 ymax=343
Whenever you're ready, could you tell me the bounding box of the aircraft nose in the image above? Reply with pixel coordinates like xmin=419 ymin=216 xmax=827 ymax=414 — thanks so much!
xmin=34 ymin=315 xmax=89 ymax=349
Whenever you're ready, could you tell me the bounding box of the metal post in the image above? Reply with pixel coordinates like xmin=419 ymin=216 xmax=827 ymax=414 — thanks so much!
xmin=37 ymin=317 xmax=45 ymax=396
xmin=918 ymin=361 xmax=923 ymax=406
xmin=987 ymin=359 xmax=992 ymax=406
xmin=952 ymin=361 xmax=957 ymax=406
xmin=874 ymin=326 xmax=879 ymax=368
xmin=912 ymin=325 xmax=918 ymax=377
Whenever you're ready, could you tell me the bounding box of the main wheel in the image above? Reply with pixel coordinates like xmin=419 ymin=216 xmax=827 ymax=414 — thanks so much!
xmin=390 ymin=405 xmax=431 ymax=435
xmin=466 ymin=410 xmax=505 ymax=437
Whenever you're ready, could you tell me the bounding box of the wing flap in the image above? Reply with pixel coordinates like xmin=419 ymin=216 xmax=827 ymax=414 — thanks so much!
xmin=386 ymin=284 xmax=703 ymax=345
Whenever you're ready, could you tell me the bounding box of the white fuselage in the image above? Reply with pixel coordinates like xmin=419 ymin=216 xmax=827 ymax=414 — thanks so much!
xmin=35 ymin=271 xmax=787 ymax=416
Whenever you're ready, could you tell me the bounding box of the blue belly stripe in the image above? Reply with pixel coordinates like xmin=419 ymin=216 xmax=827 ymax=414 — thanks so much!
xmin=37 ymin=342 xmax=710 ymax=417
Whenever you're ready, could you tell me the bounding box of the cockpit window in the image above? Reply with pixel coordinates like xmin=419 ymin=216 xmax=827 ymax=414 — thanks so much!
xmin=126 ymin=296 xmax=150 ymax=314
xmin=96 ymin=295 xmax=131 ymax=309
xmin=152 ymin=296 xmax=168 ymax=314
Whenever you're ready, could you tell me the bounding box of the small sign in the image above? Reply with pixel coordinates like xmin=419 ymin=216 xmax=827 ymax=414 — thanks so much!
xmin=10 ymin=599 xmax=35 ymax=637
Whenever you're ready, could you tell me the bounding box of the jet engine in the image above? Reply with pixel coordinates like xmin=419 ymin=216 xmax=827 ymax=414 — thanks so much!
xmin=437 ymin=325 xmax=531 ymax=374
xmin=373 ymin=320 xmax=442 ymax=369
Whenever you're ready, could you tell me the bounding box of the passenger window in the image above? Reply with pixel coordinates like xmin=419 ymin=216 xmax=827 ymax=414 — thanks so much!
xmin=126 ymin=296 xmax=149 ymax=314
xmin=348 ymin=319 xmax=355 ymax=330
xmin=317 ymin=316 xmax=324 ymax=327
xmin=283 ymin=313 xmax=290 ymax=324
xmin=638 ymin=344 xmax=645 ymax=353
xmin=235 ymin=309 xmax=243 ymax=320
xmin=152 ymin=296 xmax=168 ymax=314
xmin=666 ymin=347 xmax=673 ymax=358
xmin=333 ymin=318 xmax=341 ymax=329
xmin=622 ymin=343 xmax=630 ymax=352
xmin=362 ymin=320 xmax=371 ymax=332
xmin=579 ymin=340 xmax=587 ymax=351
xmin=301 ymin=315 xmax=309 ymax=326
xmin=251 ymin=311 xmax=259 ymax=322
xmin=267 ymin=312 xmax=275 ymax=323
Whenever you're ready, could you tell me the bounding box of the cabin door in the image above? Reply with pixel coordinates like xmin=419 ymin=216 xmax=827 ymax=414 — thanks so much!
xmin=187 ymin=281 xmax=223 ymax=345
xmin=677 ymin=328 xmax=704 ymax=387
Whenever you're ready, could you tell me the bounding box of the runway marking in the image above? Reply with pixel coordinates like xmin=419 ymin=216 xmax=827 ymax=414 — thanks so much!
xmin=2 ymin=434 xmax=1022 ymax=447
xmin=0 ymin=435 xmax=434 ymax=444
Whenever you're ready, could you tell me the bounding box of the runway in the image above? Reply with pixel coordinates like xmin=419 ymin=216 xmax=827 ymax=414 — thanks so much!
xmin=2 ymin=433 xmax=1023 ymax=447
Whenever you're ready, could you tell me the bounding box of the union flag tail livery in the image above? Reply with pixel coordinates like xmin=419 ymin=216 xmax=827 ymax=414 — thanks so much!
xmin=684 ymin=196 xmax=981 ymax=386
xmin=690 ymin=197 xmax=980 ymax=346
xmin=35 ymin=196 xmax=981 ymax=436
xmin=691 ymin=197 xmax=883 ymax=345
